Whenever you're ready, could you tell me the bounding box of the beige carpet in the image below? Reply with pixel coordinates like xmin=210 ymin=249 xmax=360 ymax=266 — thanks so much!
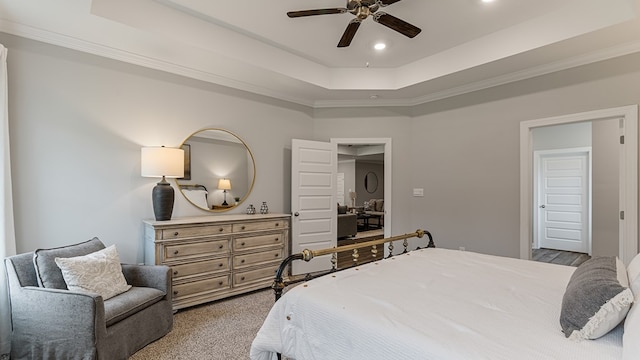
xmin=130 ymin=289 xmax=274 ymax=360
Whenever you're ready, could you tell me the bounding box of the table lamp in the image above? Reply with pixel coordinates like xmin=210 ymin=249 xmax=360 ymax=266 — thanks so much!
xmin=218 ymin=178 xmax=232 ymax=206
xmin=141 ymin=146 xmax=184 ymax=221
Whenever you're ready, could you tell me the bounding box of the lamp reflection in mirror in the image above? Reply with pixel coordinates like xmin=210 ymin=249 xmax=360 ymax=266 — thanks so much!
xmin=141 ymin=146 xmax=184 ymax=221
xmin=218 ymin=178 xmax=232 ymax=206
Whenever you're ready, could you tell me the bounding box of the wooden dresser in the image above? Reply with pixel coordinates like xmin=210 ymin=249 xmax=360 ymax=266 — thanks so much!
xmin=144 ymin=214 xmax=289 ymax=310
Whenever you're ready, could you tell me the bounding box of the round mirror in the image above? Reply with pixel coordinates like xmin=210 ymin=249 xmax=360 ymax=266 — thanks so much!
xmin=364 ymin=171 xmax=378 ymax=193
xmin=176 ymin=128 xmax=255 ymax=212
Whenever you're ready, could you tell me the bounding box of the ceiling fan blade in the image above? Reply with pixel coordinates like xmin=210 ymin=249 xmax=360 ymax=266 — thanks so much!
xmin=377 ymin=0 xmax=402 ymax=6
xmin=373 ymin=12 xmax=421 ymax=38
xmin=338 ymin=19 xmax=362 ymax=48
xmin=287 ymin=8 xmax=347 ymax=18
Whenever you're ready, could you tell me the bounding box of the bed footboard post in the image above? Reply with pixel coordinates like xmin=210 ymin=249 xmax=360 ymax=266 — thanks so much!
xmin=425 ymin=230 xmax=435 ymax=248
xmin=273 ymin=253 xmax=304 ymax=301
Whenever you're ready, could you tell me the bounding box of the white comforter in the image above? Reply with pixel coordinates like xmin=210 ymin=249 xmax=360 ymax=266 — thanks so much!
xmin=250 ymin=248 xmax=623 ymax=360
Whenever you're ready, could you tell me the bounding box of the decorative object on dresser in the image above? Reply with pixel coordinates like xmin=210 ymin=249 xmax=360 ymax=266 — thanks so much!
xmin=176 ymin=128 xmax=256 ymax=213
xmin=144 ymin=214 xmax=290 ymax=310
xmin=141 ymin=146 xmax=185 ymax=221
xmin=4 ymin=237 xmax=173 ymax=359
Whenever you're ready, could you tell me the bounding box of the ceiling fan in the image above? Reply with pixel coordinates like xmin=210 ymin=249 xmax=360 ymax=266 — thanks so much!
xmin=287 ymin=0 xmax=421 ymax=48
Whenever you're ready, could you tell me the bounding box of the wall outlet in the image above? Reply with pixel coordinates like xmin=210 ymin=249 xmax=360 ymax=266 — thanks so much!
xmin=459 ymin=247 xmax=465 ymax=251
xmin=413 ymin=188 xmax=424 ymax=197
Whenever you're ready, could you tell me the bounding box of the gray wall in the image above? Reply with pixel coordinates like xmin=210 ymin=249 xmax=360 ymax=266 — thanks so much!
xmin=406 ymin=53 xmax=640 ymax=257
xmin=3 ymin=33 xmax=312 ymax=262
xmin=4 ymin=31 xmax=640 ymax=262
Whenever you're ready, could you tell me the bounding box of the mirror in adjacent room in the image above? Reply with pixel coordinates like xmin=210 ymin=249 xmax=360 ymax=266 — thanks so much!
xmin=364 ymin=171 xmax=378 ymax=193
xmin=176 ymin=128 xmax=255 ymax=212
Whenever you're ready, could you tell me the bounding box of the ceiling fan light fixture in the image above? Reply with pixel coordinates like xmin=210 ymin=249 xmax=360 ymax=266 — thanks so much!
xmin=286 ymin=0 xmax=421 ymax=48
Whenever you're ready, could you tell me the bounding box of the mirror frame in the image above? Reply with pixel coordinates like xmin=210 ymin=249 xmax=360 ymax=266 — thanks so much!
xmin=175 ymin=128 xmax=256 ymax=213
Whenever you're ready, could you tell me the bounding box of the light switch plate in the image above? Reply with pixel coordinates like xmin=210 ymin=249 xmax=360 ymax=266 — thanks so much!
xmin=413 ymin=188 xmax=424 ymax=197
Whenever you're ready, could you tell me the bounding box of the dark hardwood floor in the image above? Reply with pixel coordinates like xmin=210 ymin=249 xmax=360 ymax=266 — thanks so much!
xmin=532 ymin=248 xmax=590 ymax=267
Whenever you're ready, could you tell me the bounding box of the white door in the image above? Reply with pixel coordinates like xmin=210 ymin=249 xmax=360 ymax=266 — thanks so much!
xmin=291 ymin=139 xmax=337 ymax=275
xmin=535 ymin=150 xmax=590 ymax=253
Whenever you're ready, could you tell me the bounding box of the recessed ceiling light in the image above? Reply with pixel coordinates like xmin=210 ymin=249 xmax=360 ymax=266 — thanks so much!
xmin=482 ymin=0 xmax=495 ymax=3
xmin=374 ymin=43 xmax=386 ymax=50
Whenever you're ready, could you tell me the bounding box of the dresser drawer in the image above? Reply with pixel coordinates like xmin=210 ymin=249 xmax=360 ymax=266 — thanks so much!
xmin=233 ymin=248 xmax=283 ymax=268
xmin=233 ymin=220 xmax=287 ymax=233
xmin=172 ymin=275 xmax=230 ymax=300
xmin=233 ymin=233 xmax=284 ymax=251
xmin=164 ymin=239 xmax=229 ymax=261
xmin=170 ymin=259 xmax=229 ymax=280
xmin=162 ymin=224 xmax=232 ymax=239
xmin=234 ymin=265 xmax=279 ymax=286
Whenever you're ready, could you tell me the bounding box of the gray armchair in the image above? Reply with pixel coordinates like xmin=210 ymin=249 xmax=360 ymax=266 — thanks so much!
xmin=4 ymin=237 xmax=173 ymax=360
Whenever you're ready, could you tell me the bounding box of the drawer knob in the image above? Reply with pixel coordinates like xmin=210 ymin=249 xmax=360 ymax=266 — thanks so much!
xmin=241 ymin=259 xmax=245 ymax=263
xmin=173 ymin=291 xmax=178 ymax=295
xmin=241 ymin=242 xmax=246 ymax=246
xmin=218 ymin=281 xmax=224 ymax=286
xmin=218 ymin=263 xmax=224 ymax=267
xmin=173 ymin=250 xmax=179 ymax=255
xmin=241 ymin=225 xmax=246 ymax=230
xmin=173 ymin=232 xmax=179 ymax=236
xmin=173 ymin=271 xmax=178 ymax=275
xmin=219 ymin=244 xmax=224 ymax=249
xmin=275 ymin=223 xmax=279 ymax=227
xmin=219 ymin=227 xmax=224 ymax=232
xmin=241 ymin=276 xmax=245 ymax=281
xmin=275 ymin=254 xmax=279 ymax=258
xmin=274 ymin=237 xmax=279 ymax=242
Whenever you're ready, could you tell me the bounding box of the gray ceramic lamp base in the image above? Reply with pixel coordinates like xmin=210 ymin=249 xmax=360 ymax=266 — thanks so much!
xmin=152 ymin=178 xmax=175 ymax=221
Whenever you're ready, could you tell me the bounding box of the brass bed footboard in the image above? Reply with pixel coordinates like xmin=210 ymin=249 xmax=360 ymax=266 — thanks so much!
xmin=272 ymin=229 xmax=434 ymax=301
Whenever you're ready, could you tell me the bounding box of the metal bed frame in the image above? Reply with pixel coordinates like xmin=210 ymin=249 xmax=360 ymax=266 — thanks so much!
xmin=272 ymin=229 xmax=434 ymax=301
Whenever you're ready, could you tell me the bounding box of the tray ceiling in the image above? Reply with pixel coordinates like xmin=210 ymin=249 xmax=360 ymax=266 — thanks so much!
xmin=0 ymin=0 xmax=639 ymax=108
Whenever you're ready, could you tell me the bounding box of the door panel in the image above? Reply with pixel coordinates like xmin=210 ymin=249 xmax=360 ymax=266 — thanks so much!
xmin=291 ymin=139 xmax=337 ymax=275
xmin=537 ymin=151 xmax=590 ymax=253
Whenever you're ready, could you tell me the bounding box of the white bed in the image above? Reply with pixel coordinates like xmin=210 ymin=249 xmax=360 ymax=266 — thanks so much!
xmin=251 ymin=248 xmax=628 ymax=360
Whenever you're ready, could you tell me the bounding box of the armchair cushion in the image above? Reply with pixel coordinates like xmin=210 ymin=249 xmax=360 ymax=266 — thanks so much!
xmin=33 ymin=237 xmax=105 ymax=289
xmin=54 ymin=245 xmax=131 ymax=300
xmin=104 ymin=286 xmax=166 ymax=326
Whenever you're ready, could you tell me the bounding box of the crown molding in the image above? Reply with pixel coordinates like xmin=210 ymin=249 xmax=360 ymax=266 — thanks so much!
xmin=2 ymin=20 xmax=640 ymax=110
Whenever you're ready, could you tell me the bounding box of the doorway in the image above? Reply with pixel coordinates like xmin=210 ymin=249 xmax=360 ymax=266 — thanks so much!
xmin=520 ymin=105 xmax=638 ymax=264
xmin=331 ymin=138 xmax=391 ymax=240
xmin=290 ymin=138 xmax=391 ymax=275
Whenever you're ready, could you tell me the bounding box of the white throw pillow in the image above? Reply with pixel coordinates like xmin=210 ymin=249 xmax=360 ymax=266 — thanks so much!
xmin=54 ymin=245 xmax=131 ymax=300
xmin=624 ymin=302 xmax=640 ymax=359
xmin=627 ymin=252 xmax=640 ymax=298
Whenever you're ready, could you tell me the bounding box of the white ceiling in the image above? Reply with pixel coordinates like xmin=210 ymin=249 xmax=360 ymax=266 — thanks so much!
xmin=1 ymin=0 xmax=639 ymax=108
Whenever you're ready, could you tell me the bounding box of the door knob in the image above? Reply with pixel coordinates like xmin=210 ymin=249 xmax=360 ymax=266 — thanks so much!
xmin=540 ymin=205 xmax=546 ymax=208
xmin=294 ymin=212 xmax=299 ymax=217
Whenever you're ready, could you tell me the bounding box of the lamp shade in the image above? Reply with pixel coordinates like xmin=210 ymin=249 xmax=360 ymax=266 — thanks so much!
xmin=141 ymin=147 xmax=184 ymax=178
xmin=218 ymin=178 xmax=232 ymax=190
